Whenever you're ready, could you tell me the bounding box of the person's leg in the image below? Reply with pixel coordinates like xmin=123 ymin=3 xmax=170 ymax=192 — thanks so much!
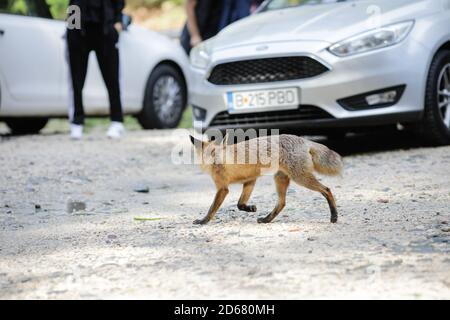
xmin=180 ymin=25 xmax=192 ymax=55
xmin=94 ymin=29 xmax=124 ymax=124
xmin=66 ymin=30 xmax=89 ymax=125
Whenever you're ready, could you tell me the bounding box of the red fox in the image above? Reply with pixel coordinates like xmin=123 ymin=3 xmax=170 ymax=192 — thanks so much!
xmin=190 ymin=134 xmax=343 ymax=225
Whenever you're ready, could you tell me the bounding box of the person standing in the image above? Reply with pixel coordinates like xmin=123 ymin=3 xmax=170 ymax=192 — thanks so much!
xmin=250 ymin=0 xmax=265 ymax=13
xmin=180 ymin=0 xmax=223 ymax=55
xmin=66 ymin=0 xmax=125 ymax=139
xmin=219 ymin=0 xmax=265 ymax=30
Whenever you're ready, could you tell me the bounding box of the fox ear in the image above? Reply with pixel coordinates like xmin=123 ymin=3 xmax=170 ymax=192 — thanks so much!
xmin=189 ymin=135 xmax=203 ymax=147
xmin=207 ymin=132 xmax=229 ymax=145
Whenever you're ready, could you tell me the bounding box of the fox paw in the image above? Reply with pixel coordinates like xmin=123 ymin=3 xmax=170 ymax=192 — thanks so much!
xmin=238 ymin=204 xmax=257 ymax=212
xmin=257 ymin=217 xmax=271 ymax=224
xmin=193 ymin=218 xmax=209 ymax=225
xmin=330 ymin=216 xmax=338 ymax=223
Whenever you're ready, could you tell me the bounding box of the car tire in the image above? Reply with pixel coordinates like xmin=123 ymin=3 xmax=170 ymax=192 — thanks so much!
xmin=324 ymin=129 xmax=347 ymax=141
xmin=422 ymin=50 xmax=450 ymax=145
xmin=5 ymin=118 xmax=48 ymax=135
xmin=137 ymin=64 xmax=187 ymax=129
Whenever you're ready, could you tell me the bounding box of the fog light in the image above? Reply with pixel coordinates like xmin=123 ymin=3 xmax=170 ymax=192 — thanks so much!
xmin=366 ymin=90 xmax=397 ymax=106
xmin=337 ymin=85 xmax=406 ymax=111
xmin=192 ymin=106 xmax=207 ymax=121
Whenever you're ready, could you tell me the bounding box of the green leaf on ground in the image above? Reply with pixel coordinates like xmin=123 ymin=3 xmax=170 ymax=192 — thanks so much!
xmin=134 ymin=217 xmax=163 ymax=221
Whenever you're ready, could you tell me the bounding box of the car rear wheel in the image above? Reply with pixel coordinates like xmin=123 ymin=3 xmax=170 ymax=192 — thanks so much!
xmin=137 ymin=64 xmax=187 ymax=129
xmin=423 ymin=50 xmax=450 ymax=145
xmin=5 ymin=117 xmax=48 ymax=135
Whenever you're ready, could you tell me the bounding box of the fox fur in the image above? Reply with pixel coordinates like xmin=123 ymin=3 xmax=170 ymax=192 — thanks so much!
xmin=190 ymin=134 xmax=343 ymax=225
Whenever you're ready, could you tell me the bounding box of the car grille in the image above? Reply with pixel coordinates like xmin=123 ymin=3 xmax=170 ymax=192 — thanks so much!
xmin=208 ymin=56 xmax=329 ymax=85
xmin=210 ymin=106 xmax=333 ymax=127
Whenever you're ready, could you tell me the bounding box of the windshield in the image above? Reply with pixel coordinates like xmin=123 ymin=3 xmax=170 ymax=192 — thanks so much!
xmin=262 ymin=0 xmax=356 ymax=11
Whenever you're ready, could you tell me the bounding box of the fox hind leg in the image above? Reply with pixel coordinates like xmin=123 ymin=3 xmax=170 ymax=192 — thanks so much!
xmin=258 ymin=172 xmax=290 ymax=224
xmin=238 ymin=180 xmax=257 ymax=212
xmin=291 ymin=172 xmax=338 ymax=223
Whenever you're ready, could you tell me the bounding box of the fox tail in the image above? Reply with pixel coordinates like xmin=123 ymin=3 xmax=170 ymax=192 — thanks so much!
xmin=308 ymin=141 xmax=343 ymax=176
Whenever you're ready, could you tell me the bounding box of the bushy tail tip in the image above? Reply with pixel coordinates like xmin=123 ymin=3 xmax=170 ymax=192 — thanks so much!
xmin=309 ymin=142 xmax=343 ymax=176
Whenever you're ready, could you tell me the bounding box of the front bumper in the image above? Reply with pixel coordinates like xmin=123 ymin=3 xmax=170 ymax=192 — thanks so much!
xmin=189 ymin=38 xmax=429 ymax=132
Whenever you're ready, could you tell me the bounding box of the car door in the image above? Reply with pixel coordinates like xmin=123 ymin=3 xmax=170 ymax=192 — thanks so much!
xmin=0 ymin=0 xmax=66 ymax=115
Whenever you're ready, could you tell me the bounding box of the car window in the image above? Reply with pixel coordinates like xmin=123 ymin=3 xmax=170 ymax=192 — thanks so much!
xmin=0 ymin=0 xmax=54 ymax=19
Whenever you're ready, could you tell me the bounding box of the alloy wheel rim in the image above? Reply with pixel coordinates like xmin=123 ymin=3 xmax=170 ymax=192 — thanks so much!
xmin=437 ymin=63 xmax=450 ymax=128
xmin=153 ymin=75 xmax=183 ymax=124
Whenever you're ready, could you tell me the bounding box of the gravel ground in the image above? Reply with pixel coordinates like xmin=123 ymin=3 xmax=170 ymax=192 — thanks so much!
xmin=0 ymin=128 xmax=449 ymax=299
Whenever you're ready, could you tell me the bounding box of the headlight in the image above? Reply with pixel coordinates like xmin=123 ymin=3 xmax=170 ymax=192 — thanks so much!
xmin=328 ymin=20 xmax=414 ymax=57
xmin=190 ymin=40 xmax=213 ymax=69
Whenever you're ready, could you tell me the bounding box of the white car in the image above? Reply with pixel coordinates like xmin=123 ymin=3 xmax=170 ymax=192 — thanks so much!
xmin=189 ymin=0 xmax=450 ymax=144
xmin=0 ymin=0 xmax=190 ymax=134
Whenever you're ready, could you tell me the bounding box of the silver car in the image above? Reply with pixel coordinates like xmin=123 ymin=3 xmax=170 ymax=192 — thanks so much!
xmin=189 ymin=0 xmax=450 ymax=144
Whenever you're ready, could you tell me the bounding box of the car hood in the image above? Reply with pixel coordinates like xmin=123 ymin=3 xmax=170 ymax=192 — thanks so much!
xmin=212 ymin=0 xmax=439 ymax=51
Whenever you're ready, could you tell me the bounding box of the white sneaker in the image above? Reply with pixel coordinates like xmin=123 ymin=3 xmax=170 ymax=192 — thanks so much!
xmin=106 ymin=121 xmax=125 ymax=139
xmin=70 ymin=124 xmax=83 ymax=140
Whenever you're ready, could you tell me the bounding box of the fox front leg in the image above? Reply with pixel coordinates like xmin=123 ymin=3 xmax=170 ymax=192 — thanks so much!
xmin=194 ymin=188 xmax=229 ymax=225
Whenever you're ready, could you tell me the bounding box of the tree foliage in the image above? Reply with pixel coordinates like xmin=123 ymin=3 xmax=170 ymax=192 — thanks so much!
xmin=2 ymin=0 xmax=184 ymax=20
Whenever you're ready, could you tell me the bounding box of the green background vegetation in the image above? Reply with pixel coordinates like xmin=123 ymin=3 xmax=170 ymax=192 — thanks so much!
xmin=45 ymin=107 xmax=192 ymax=133
xmin=3 ymin=0 xmax=185 ymax=19
xmin=126 ymin=0 xmax=184 ymax=9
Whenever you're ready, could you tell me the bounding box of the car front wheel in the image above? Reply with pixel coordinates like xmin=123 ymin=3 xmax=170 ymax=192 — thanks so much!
xmin=423 ymin=50 xmax=450 ymax=145
xmin=137 ymin=64 xmax=187 ymax=129
xmin=5 ymin=117 xmax=48 ymax=135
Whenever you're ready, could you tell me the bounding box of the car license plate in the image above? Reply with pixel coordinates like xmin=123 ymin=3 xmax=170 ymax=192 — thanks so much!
xmin=226 ymin=87 xmax=300 ymax=111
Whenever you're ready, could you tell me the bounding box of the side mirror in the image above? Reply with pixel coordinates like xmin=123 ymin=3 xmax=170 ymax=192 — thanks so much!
xmin=122 ymin=14 xmax=132 ymax=31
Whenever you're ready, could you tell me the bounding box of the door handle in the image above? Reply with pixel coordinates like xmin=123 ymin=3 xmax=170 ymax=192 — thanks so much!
xmin=0 ymin=29 xmax=4 ymax=36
